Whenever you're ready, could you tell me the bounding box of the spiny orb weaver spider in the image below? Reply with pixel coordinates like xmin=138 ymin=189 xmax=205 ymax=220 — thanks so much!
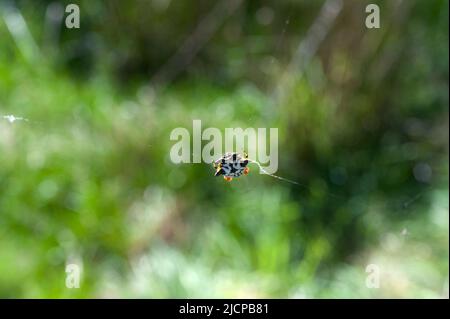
xmin=213 ymin=152 xmax=303 ymax=186
xmin=213 ymin=152 xmax=250 ymax=182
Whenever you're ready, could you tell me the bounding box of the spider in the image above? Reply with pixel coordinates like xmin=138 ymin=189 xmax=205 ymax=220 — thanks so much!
xmin=213 ymin=152 xmax=303 ymax=186
xmin=213 ymin=152 xmax=250 ymax=182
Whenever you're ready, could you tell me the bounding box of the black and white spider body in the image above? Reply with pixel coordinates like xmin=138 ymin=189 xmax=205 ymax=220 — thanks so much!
xmin=213 ymin=152 xmax=250 ymax=181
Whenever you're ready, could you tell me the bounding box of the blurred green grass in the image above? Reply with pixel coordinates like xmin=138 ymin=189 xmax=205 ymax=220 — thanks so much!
xmin=0 ymin=0 xmax=448 ymax=298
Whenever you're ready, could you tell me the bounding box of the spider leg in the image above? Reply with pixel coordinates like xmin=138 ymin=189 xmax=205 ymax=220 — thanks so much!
xmin=215 ymin=168 xmax=225 ymax=176
xmin=244 ymin=167 xmax=250 ymax=175
xmin=224 ymin=176 xmax=233 ymax=182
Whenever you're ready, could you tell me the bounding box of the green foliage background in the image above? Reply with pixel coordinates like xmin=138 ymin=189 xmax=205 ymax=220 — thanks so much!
xmin=0 ymin=0 xmax=448 ymax=298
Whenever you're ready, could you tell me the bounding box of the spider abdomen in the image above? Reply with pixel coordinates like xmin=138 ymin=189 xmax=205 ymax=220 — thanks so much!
xmin=213 ymin=152 xmax=249 ymax=178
